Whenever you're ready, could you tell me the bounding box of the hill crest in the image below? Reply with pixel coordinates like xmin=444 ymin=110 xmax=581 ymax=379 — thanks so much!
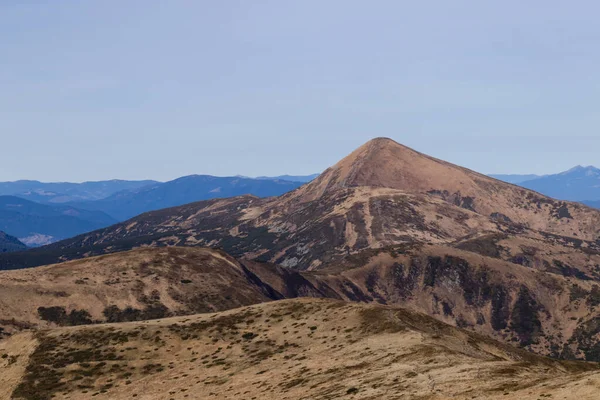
xmin=3 ymin=297 xmax=600 ymax=400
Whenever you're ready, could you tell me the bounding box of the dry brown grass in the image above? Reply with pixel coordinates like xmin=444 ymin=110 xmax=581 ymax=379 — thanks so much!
xmin=0 ymin=247 xmax=275 ymax=334
xmin=3 ymin=298 xmax=600 ymax=400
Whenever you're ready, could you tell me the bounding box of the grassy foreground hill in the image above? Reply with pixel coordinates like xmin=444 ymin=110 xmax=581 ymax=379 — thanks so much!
xmin=0 ymin=247 xmax=286 ymax=335
xmin=4 ymin=246 xmax=600 ymax=364
xmin=2 ymin=298 xmax=600 ymax=400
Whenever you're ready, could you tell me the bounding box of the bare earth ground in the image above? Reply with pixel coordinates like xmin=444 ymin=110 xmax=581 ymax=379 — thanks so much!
xmin=2 ymin=298 xmax=600 ymax=400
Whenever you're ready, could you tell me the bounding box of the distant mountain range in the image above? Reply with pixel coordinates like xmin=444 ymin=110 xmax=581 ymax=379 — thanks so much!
xmin=7 ymin=164 xmax=600 ymax=247
xmin=0 ymin=231 xmax=26 ymax=253
xmin=488 ymin=173 xmax=542 ymax=184
xmin=255 ymin=174 xmax=319 ymax=183
xmin=64 ymin=175 xmax=310 ymax=221
xmin=0 ymin=174 xmax=318 ymax=244
xmin=0 ymin=179 xmax=158 ymax=204
xmin=0 ymin=196 xmax=117 ymax=246
xmin=519 ymin=166 xmax=600 ymax=202
xmin=491 ymin=166 xmax=600 ymax=203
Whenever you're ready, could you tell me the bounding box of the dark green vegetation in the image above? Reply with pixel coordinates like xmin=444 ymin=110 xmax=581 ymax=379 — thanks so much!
xmin=38 ymin=307 xmax=94 ymax=326
xmin=509 ymin=287 xmax=542 ymax=346
xmin=102 ymin=305 xmax=171 ymax=323
xmin=426 ymin=190 xmax=476 ymax=211
xmin=568 ymin=317 xmax=600 ymax=361
xmin=455 ymin=234 xmax=507 ymax=258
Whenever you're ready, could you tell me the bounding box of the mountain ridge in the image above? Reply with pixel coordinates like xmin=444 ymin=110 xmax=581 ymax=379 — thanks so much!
xmin=491 ymin=165 xmax=600 ymax=203
xmin=255 ymin=173 xmax=319 ymax=182
xmin=518 ymin=165 xmax=600 ymax=201
xmin=0 ymin=196 xmax=117 ymax=246
xmin=0 ymin=179 xmax=158 ymax=204
xmin=65 ymin=174 xmax=305 ymax=221
xmin=5 ymin=137 xmax=600 ymax=268
xmin=0 ymin=231 xmax=27 ymax=253
xmin=489 ymin=173 xmax=543 ymax=184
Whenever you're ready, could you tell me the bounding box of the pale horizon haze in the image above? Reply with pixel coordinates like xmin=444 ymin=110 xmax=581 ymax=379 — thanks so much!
xmin=1 ymin=1 xmax=600 ymax=182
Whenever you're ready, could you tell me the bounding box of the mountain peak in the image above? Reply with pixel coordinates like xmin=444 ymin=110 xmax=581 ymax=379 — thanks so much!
xmin=561 ymin=165 xmax=600 ymax=176
xmin=354 ymin=137 xmax=410 ymax=154
xmin=318 ymin=137 xmax=426 ymax=189
xmin=363 ymin=136 xmax=401 ymax=145
xmin=296 ymin=137 xmax=478 ymax=200
xmin=564 ymin=165 xmax=585 ymax=173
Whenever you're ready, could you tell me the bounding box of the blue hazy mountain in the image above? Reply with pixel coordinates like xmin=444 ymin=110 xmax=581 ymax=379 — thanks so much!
xmin=0 ymin=231 xmax=27 ymax=253
xmin=583 ymin=200 xmax=600 ymax=209
xmin=0 ymin=196 xmax=117 ymax=246
xmin=0 ymin=179 xmax=158 ymax=204
xmin=68 ymin=175 xmax=305 ymax=221
xmin=255 ymin=174 xmax=319 ymax=183
xmin=488 ymin=174 xmax=542 ymax=184
xmin=516 ymin=166 xmax=600 ymax=202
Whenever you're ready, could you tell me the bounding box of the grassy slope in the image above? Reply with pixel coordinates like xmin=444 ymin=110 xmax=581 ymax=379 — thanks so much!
xmin=3 ymin=298 xmax=600 ymax=400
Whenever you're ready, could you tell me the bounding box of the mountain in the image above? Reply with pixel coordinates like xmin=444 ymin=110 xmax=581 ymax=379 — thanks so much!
xmin=489 ymin=173 xmax=542 ymax=184
xmin=0 ymin=231 xmax=26 ymax=253
xmin=515 ymin=165 xmax=600 ymax=202
xmin=25 ymin=137 xmax=600 ymax=268
xmin=7 ymin=138 xmax=600 ymax=361
xmin=68 ymin=175 xmax=305 ymax=221
xmin=0 ymin=196 xmax=117 ymax=246
xmin=0 ymin=179 xmax=158 ymax=204
xmin=255 ymin=173 xmax=320 ymax=183
xmin=583 ymin=199 xmax=600 ymax=208
xmin=3 ymin=297 xmax=599 ymax=400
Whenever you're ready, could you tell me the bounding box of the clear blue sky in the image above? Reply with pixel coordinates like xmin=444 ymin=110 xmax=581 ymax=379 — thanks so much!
xmin=1 ymin=1 xmax=599 ymax=182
